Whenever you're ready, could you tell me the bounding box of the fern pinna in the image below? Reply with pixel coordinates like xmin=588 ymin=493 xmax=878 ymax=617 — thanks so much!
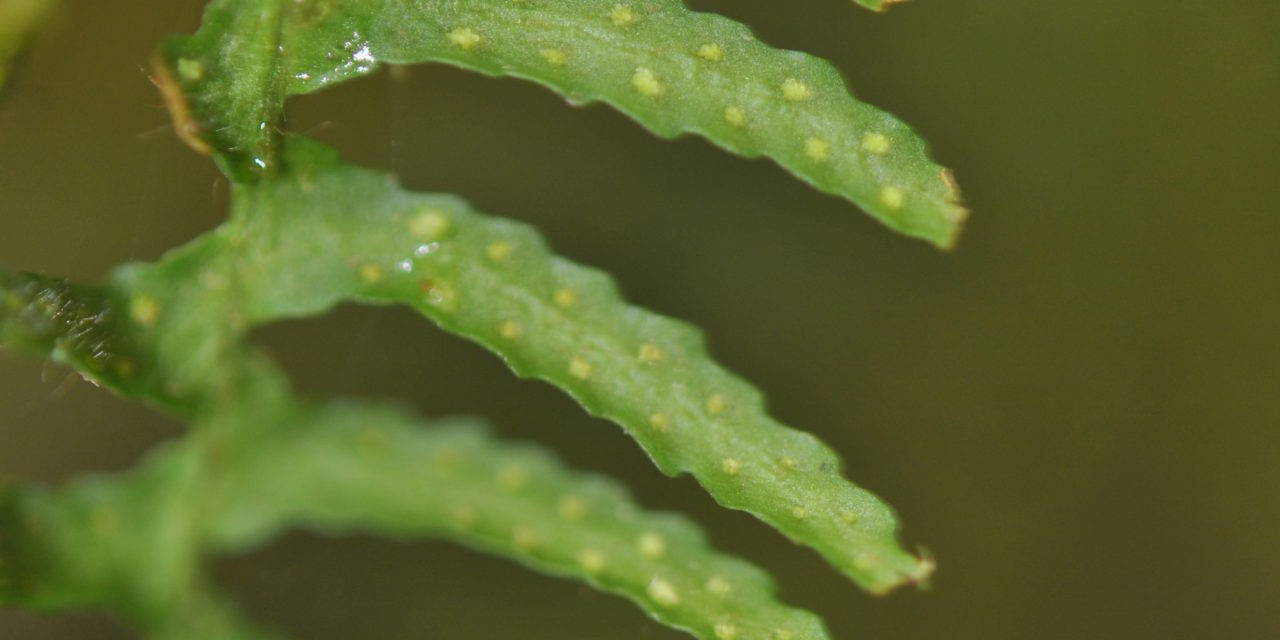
xmin=0 ymin=1 xmax=963 ymax=638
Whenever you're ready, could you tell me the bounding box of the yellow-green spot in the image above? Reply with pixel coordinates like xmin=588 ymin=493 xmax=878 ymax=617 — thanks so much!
xmin=497 ymin=465 xmax=528 ymax=491
xmin=638 ymin=531 xmax=666 ymax=559
xmin=841 ymin=510 xmax=859 ymax=524
xmin=113 ymin=359 xmax=136 ymax=378
xmin=706 ymin=394 xmax=726 ymax=415
xmin=486 ymin=241 xmax=513 ymax=262
xmin=880 ymin=186 xmax=905 ymax=209
xmin=724 ymin=106 xmax=747 ymax=127
xmin=715 ymin=622 xmax=739 ymax=640
xmin=631 ymin=67 xmax=662 ymax=96
xmin=721 ymin=458 xmax=742 ymax=475
xmin=861 ymin=132 xmax=891 ymax=155
xmin=558 ymin=496 xmax=587 ymax=520
xmin=448 ymin=27 xmax=481 ymax=49
xmin=422 ymin=280 xmax=457 ymax=311
xmin=512 ymin=526 xmax=538 ymax=550
xmin=706 ymin=576 xmax=731 ymax=596
xmin=609 ymin=5 xmax=635 ymax=26
xmin=360 ymin=264 xmax=385 ymax=284
xmin=649 ymin=413 xmax=670 ymax=432
xmin=578 ymin=549 xmax=607 ymax=574
xmin=804 ymin=137 xmax=830 ymax=162
xmin=540 ymin=48 xmax=567 ymax=65
xmin=774 ymin=631 xmax=795 ymax=640
xmin=647 ymin=577 xmax=681 ymax=607
xmin=130 ymin=295 xmax=161 ymax=328
xmin=498 ymin=320 xmax=521 ymax=339
xmin=553 ymin=287 xmax=577 ymax=308
xmin=637 ymin=342 xmax=663 ymax=363
xmin=176 ymin=58 xmax=204 ymax=81
xmin=781 ymin=78 xmax=811 ymax=102
xmin=569 ymin=356 xmax=593 ymax=380
xmin=780 ymin=456 xmax=799 ymax=471
xmin=791 ymin=506 xmax=809 ymax=520
xmin=697 ymin=43 xmax=724 ymax=61
xmin=408 ymin=209 xmax=450 ymax=240
xmin=852 ymin=553 xmax=878 ymax=571
xmin=452 ymin=505 xmax=477 ymax=528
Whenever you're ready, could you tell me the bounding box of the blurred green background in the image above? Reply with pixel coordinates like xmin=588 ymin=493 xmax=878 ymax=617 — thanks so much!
xmin=2 ymin=0 xmax=1277 ymax=638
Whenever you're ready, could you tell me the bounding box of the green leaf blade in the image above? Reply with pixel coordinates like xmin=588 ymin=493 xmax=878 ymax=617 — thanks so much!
xmin=0 ymin=267 xmax=160 ymax=406
xmin=267 ymin=0 xmax=964 ymax=246
xmin=154 ymin=0 xmax=286 ymax=179
xmin=214 ymin=404 xmax=832 ymax=640
xmin=228 ymin=139 xmax=932 ymax=593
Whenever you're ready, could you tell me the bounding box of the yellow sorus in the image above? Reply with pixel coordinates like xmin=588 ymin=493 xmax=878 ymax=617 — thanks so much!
xmin=724 ymin=106 xmax=747 ymax=127
xmin=609 ymin=5 xmax=635 ymax=26
xmin=781 ymin=78 xmax=811 ymax=101
xmin=880 ymin=186 xmax=905 ymax=209
xmin=861 ymin=132 xmax=891 ymax=155
xmin=447 ymin=27 xmax=481 ymax=49
xmin=631 ymin=67 xmax=662 ymax=96
xmin=804 ymin=137 xmax=830 ymax=162
xmin=697 ymin=43 xmax=724 ymax=61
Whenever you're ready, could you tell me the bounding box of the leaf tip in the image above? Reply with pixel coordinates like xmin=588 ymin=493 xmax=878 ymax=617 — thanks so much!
xmin=934 ymin=168 xmax=970 ymax=250
xmin=866 ymin=0 xmax=913 ymax=13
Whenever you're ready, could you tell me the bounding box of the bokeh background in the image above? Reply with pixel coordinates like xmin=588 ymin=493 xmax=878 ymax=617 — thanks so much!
xmin=2 ymin=0 xmax=1277 ymax=638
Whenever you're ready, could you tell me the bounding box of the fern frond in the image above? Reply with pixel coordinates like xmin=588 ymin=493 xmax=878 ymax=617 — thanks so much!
xmin=213 ymin=404 xmax=833 ymax=640
xmin=0 ymin=403 xmax=831 ymax=640
xmin=161 ymin=0 xmax=965 ymax=246
xmin=211 ymin=138 xmax=932 ymax=593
